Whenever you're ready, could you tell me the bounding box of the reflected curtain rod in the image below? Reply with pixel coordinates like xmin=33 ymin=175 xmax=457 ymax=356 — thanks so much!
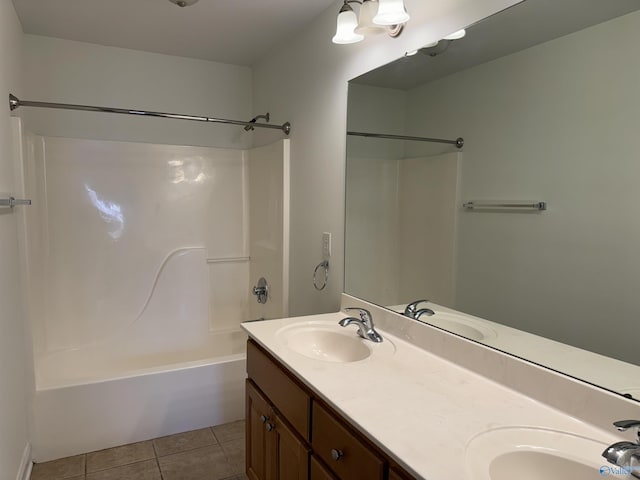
xmin=347 ymin=130 xmax=463 ymax=148
xmin=8 ymin=94 xmax=291 ymax=135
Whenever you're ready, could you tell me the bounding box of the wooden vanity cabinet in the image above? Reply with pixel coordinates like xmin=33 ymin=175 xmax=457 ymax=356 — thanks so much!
xmin=246 ymin=379 xmax=309 ymax=480
xmin=310 ymin=456 xmax=337 ymax=480
xmin=388 ymin=467 xmax=415 ymax=480
xmin=246 ymin=339 xmax=416 ymax=480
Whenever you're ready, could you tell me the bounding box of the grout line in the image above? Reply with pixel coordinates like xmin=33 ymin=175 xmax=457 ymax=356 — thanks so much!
xmin=210 ymin=426 xmax=221 ymax=445
xmin=154 ymin=429 xmax=220 ymax=459
xmin=151 ymin=440 xmax=164 ymax=480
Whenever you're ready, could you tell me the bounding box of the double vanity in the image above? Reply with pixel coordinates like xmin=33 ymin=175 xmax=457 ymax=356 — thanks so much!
xmin=242 ymin=295 xmax=640 ymax=480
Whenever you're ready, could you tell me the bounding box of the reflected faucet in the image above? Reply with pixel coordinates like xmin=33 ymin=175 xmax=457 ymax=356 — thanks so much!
xmin=339 ymin=307 xmax=383 ymax=343
xmin=602 ymin=420 xmax=640 ymax=478
xmin=404 ymin=299 xmax=435 ymax=319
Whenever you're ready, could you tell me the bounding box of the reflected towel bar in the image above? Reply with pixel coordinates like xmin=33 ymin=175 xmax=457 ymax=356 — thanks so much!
xmin=463 ymin=201 xmax=547 ymax=211
xmin=0 ymin=196 xmax=32 ymax=208
xmin=206 ymin=256 xmax=250 ymax=264
xmin=347 ymin=131 xmax=464 ymax=148
xmin=8 ymin=94 xmax=291 ymax=135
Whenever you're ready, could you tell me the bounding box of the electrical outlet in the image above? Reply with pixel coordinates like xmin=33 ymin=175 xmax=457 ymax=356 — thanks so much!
xmin=322 ymin=232 xmax=331 ymax=258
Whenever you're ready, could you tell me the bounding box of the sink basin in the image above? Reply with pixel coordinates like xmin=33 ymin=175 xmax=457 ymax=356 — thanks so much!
xmin=276 ymin=320 xmax=394 ymax=363
xmin=465 ymin=427 xmax=613 ymax=480
xmin=422 ymin=312 xmax=497 ymax=342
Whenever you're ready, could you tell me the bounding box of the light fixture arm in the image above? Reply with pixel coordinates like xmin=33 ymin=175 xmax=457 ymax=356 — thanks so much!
xmin=339 ymin=0 xmax=362 ymax=13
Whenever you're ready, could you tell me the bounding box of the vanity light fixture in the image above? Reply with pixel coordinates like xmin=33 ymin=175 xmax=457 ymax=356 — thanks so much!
xmin=405 ymin=31 xmax=466 ymax=57
xmin=443 ymin=29 xmax=466 ymax=40
xmin=332 ymin=0 xmax=409 ymax=45
xmin=373 ymin=0 xmax=410 ymax=26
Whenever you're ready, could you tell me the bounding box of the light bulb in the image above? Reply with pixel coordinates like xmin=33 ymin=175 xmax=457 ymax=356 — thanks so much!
xmin=373 ymin=0 xmax=410 ymax=26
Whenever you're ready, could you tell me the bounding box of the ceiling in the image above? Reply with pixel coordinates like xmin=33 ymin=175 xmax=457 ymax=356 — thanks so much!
xmin=12 ymin=0 xmax=337 ymax=66
xmin=352 ymin=0 xmax=640 ymax=90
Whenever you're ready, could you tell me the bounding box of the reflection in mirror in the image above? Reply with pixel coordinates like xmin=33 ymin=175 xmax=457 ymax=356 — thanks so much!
xmin=345 ymin=0 xmax=640 ymax=401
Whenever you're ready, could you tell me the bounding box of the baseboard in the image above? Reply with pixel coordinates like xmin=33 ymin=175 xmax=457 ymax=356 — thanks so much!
xmin=16 ymin=443 xmax=32 ymax=480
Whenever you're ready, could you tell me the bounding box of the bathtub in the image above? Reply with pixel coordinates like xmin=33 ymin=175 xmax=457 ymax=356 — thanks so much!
xmin=32 ymin=328 xmax=247 ymax=462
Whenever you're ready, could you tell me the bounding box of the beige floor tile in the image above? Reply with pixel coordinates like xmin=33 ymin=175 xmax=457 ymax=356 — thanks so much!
xmin=154 ymin=428 xmax=217 ymax=457
xmin=31 ymin=454 xmax=85 ymax=480
xmin=211 ymin=420 xmax=245 ymax=444
xmin=86 ymin=459 xmax=160 ymax=480
xmin=86 ymin=441 xmax=155 ymax=472
xmin=159 ymin=445 xmax=238 ymax=480
xmin=220 ymin=438 xmax=245 ymax=472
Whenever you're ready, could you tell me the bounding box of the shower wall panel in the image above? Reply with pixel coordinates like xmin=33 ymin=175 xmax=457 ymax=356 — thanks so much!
xmin=30 ymin=137 xmax=249 ymax=354
xmin=248 ymin=139 xmax=290 ymax=320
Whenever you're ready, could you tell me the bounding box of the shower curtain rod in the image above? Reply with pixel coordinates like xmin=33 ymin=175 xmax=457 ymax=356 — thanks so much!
xmin=347 ymin=131 xmax=463 ymax=148
xmin=8 ymin=94 xmax=291 ymax=135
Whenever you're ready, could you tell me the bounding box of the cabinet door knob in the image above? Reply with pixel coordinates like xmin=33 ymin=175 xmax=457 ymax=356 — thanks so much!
xmin=330 ymin=449 xmax=344 ymax=461
xmin=260 ymin=415 xmax=269 ymax=424
xmin=266 ymin=422 xmax=275 ymax=432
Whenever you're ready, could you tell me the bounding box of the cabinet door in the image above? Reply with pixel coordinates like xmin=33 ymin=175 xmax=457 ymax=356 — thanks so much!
xmin=310 ymin=456 xmax=337 ymax=480
xmin=270 ymin=415 xmax=310 ymax=480
xmin=246 ymin=380 xmax=273 ymax=480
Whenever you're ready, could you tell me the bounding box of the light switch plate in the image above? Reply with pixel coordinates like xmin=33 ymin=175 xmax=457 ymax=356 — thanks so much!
xmin=322 ymin=232 xmax=331 ymax=258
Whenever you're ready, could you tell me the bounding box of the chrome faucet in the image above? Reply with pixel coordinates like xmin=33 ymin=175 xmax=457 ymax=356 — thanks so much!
xmin=602 ymin=420 xmax=640 ymax=478
xmin=339 ymin=307 xmax=383 ymax=343
xmin=404 ymin=299 xmax=435 ymax=319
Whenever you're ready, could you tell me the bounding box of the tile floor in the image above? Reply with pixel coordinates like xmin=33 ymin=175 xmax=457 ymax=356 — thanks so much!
xmin=30 ymin=421 xmax=248 ymax=480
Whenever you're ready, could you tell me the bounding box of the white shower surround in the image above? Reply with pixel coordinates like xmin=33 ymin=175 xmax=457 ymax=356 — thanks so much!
xmin=18 ymin=131 xmax=289 ymax=461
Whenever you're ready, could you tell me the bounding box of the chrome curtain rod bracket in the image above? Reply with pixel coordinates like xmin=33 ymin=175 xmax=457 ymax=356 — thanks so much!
xmin=9 ymin=94 xmax=292 ymax=135
xmin=0 ymin=195 xmax=32 ymax=208
xmin=463 ymin=201 xmax=547 ymax=211
xmin=347 ymin=130 xmax=464 ymax=148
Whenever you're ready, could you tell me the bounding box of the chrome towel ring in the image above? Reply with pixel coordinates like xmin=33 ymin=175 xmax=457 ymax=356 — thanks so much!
xmin=313 ymin=260 xmax=329 ymax=291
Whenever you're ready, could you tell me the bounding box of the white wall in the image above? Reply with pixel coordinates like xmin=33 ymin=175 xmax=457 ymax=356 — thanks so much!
xmin=0 ymin=1 xmax=31 ymax=479
xmin=252 ymin=0 xmax=520 ymax=316
xmin=21 ymin=35 xmax=253 ymax=149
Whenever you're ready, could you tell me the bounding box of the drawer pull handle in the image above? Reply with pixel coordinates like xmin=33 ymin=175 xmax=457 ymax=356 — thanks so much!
xmin=266 ymin=422 xmax=275 ymax=432
xmin=260 ymin=415 xmax=269 ymax=424
xmin=330 ymin=449 xmax=344 ymax=461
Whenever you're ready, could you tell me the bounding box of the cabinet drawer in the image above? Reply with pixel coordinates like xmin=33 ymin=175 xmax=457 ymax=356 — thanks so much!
xmin=247 ymin=340 xmax=311 ymax=440
xmin=311 ymin=401 xmax=384 ymax=480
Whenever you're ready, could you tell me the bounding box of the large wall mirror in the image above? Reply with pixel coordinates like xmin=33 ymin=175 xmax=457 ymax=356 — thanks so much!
xmin=345 ymin=0 xmax=640 ymax=401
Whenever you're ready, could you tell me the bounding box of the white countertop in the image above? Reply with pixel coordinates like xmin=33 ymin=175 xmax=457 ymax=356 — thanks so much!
xmin=242 ymin=311 xmax=623 ymax=480
xmin=387 ymin=302 xmax=640 ymax=397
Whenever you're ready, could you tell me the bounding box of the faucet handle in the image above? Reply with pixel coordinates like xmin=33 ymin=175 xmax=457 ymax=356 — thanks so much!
xmin=404 ymin=299 xmax=429 ymax=317
xmin=614 ymin=420 xmax=640 ymax=442
xmin=614 ymin=420 xmax=640 ymax=431
xmin=343 ymin=307 xmax=373 ymax=326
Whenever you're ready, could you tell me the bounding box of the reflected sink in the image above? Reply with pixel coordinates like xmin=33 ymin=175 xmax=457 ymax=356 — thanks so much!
xmin=465 ymin=427 xmax=614 ymax=480
xmin=276 ymin=320 xmax=394 ymax=363
xmin=422 ymin=312 xmax=497 ymax=342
